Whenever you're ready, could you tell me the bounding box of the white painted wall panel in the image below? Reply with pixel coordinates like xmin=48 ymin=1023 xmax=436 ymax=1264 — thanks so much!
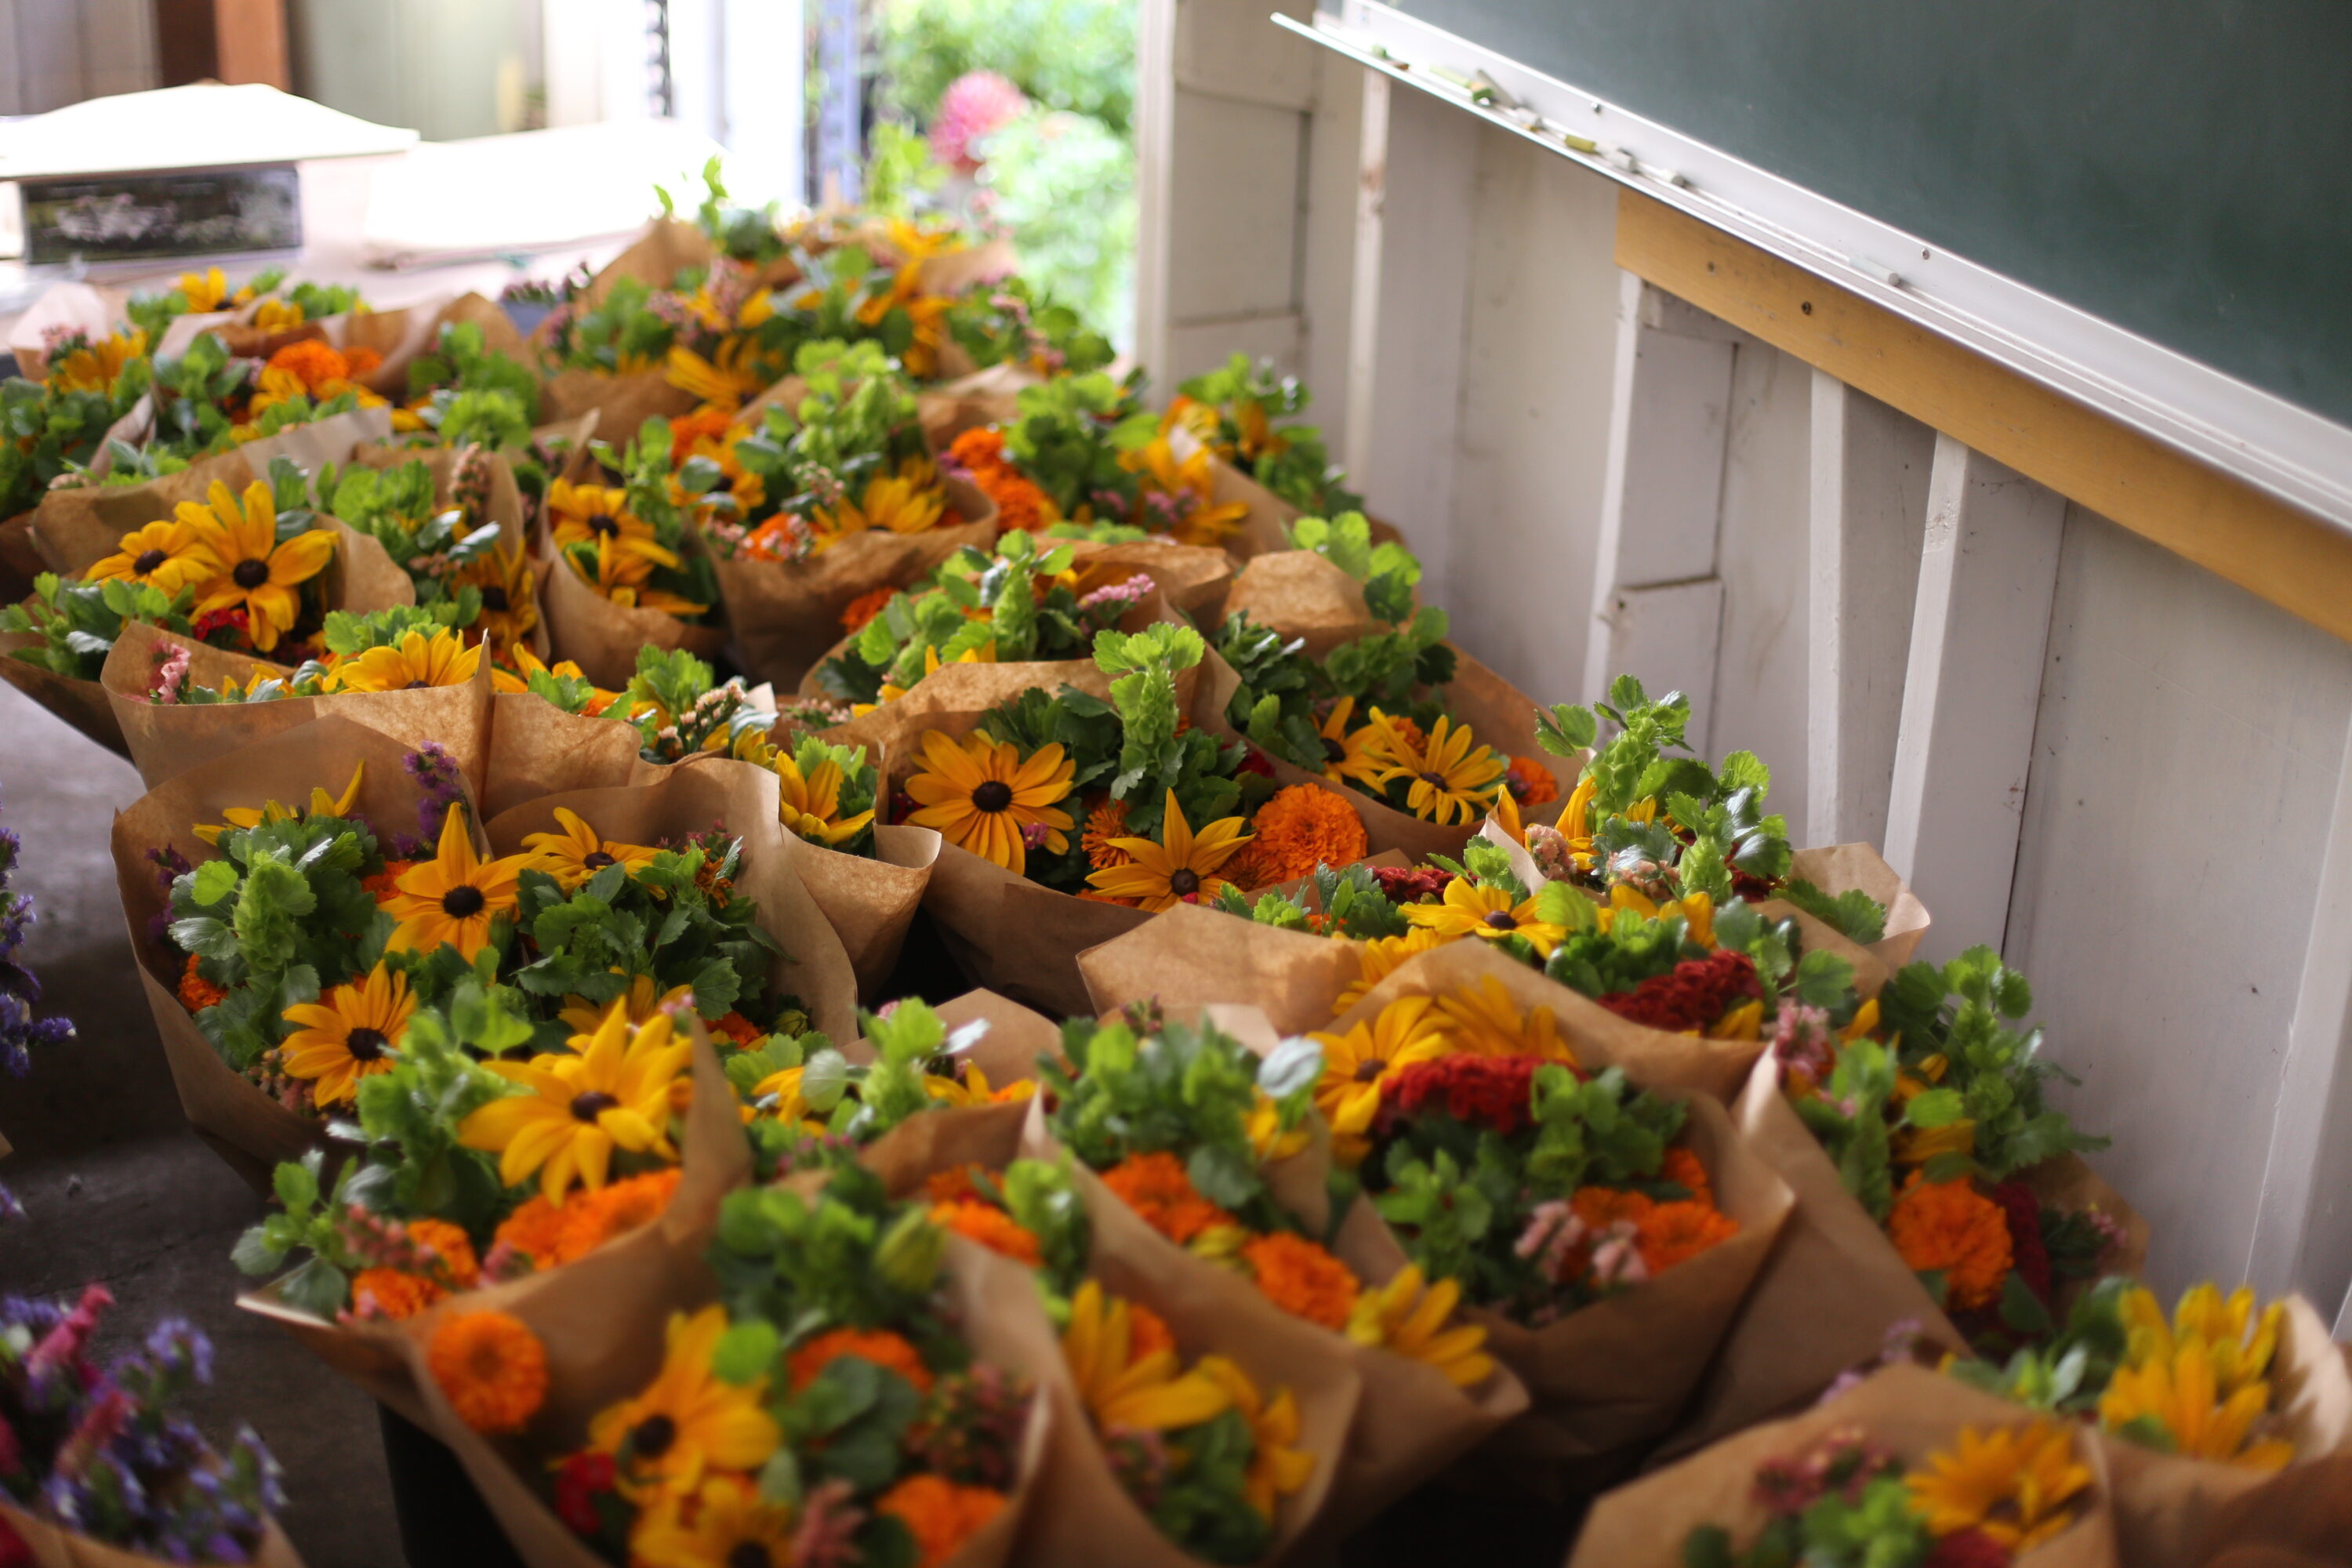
xmin=1165 ymin=94 xmax=1304 ymax=323
xmin=1165 ymin=310 xmax=1304 ymax=385
xmin=1174 ymin=0 xmax=1318 ymax=111
xmin=2005 ymin=508 xmax=2352 ymax=1294
xmin=1443 ymin=130 xmax=1618 ymax=706
xmin=1295 ymin=54 xmax=1363 ymax=456
xmin=1710 ymin=340 xmax=1815 ymax=822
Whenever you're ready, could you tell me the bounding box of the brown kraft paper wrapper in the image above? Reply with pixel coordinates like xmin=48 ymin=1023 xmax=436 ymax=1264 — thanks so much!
xmin=535 ymin=528 xmax=728 ymax=690
xmin=394 ymin=1229 xmax=1051 ymax=1568
xmin=102 ymin=617 xmax=495 ymax=797
xmin=1570 ymin=1363 xmax=2120 ymax=1568
xmin=479 ymin=691 xmax=646 ymax=820
xmin=918 ymin=362 xmax=1039 ymax=450
xmin=1192 ymin=642 xmax=1542 ymax=865
xmin=710 ymin=474 xmax=999 ymax=691
xmin=109 ymin=714 xmax=476 ymax=1194
xmin=0 ymin=1502 xmax=306 ymax=1568
xmin=481 ymin=753 xmax=860 ymax=1044
xmin=534 ymin=366 xmax=699 ymax=434
xmin=790 ymin=540 xmax=1231 ymax=704
xmin=1661 ymin=1050 xmax=1968 ymax=1458
xmin=793 ymin=821 xmax=942 ymax=1001
xmin=851 ymin=987 xmax=1060 ymax=1189
xmin=2096 ymin=1292 xmax=2352 ymax=1568
xmin=1790 ymin=842 xmax=1932 ymax=971
xmin=1077 ymin=902 xmax=1369 ymax=1036
xmin=1012 ymin=1103 xmax=1361 ymax=1566
xmin=1220 ymin=549 xmax=1392 ymax=657
xmin=241 ymin=1023 xmax=750 ymax=1431
xmin=354 ymin=292 xmax=535 ymax=397
xmin=1367 ymin=1092 xmax=1788 ymax=1494
xmin=0 ymin=629 xmax=127 ymax=756
xmin=345 ymin=441 xmax=550 ymax=655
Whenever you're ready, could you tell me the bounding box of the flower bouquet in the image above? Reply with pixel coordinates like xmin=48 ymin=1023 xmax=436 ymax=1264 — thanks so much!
xmin=880 ymin=1149 xmax=1363 ymax=1566
xmin=107 ymin=713 xmax=855 ymax=1185
xmin=536 ymin=422 xmax=726 ymax=688
xmin=833 ymin=989 xmax=1065 ymax=1192
xmin=0 ymin=326 xmax=149 ymax=531
xmin=800 ymin=526 xmax=1230 ymax=715
xmin=318 ymin=445 xmax=548 ymax=662
xmin=231 ymin=985 xmax=751 ymax=1422
xmin=394 ymin=1167 xmax=1052 ymax=1568
xmin=1020 ymin=1007 xmax=1523 ymax=1538
xmin=365 ymin=312 xmax=546 ymax=454
xmin=1571 ymin=1364 xmax=2117 ymax=1568
xmin=1216 ymin=511 xmax=1416 ymax=660
xmin=779 ymin=210 xmax=1018 ymax=384
xmin=1945 ymin=1279 xmax=2352 ymax=1567
xmin=0 ymin=1285 xmax=302 ymax=1568
xmin=1305 ymin=949 xmax=1795 ymax=1485
xmin=836 ymin=620 xmax=1375 ymax=1014
xmin=1672 ymin=946 xmax=2129 ymax=1455
xmin=1164 ymin=353 xmax=1363 ymax=528
xmin=691 ymin=339 xmax=1000 ymax=689
xmin=1201 ymin=572 xmax=1542 ymax=862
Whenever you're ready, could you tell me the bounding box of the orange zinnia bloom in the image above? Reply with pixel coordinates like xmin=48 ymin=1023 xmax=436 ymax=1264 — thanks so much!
xmin=349 ymin=1268 xmax=441 ymax=1321
xmin=787 ymin=1327 xmax=935 ymax=1396
xmin=1661 ymin=1146 xmax=1713 ymax=1207
xmin=930 ymin=1200 xmax=1043 ymax=1265
xmin=426 ymin=1310 xmax=549 ymax=1434
xmin=875 ymin=1475 xmax=1009 ymax=1568
xmin=1101 ymin=1151 xmax=1232 ymax=1244
xmin=1234 ymin=783 xmax=1367 ymax=888
xmin=1240 ymin=1231 xmax=1361 ymax=1331
xmin=1887 ymin=1174 xmax=2014 ymax=1311
xmin=1635 ymin=1200 xmax=1739 ymax=1274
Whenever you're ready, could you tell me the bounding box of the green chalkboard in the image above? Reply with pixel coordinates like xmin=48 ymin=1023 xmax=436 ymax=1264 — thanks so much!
xmin=1393 ymin=0 xmax=2352 ymax=427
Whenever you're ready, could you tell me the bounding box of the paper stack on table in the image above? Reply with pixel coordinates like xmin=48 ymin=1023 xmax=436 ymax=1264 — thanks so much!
xmin=0 ymin=83 xmax=417 ymax=180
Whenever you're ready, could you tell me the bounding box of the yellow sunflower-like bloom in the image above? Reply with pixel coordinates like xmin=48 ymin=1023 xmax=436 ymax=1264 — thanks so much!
xmin=663 ymin=339 xmax=768 ymax=412
xmin=2125 ymin=1283 xmax=2285 ymax=1399
xmin=329 ymin=628 xmax=482 ymax=693
xmin=1084 ymin=790 xmax=1254 ymax=911
xmin=903 ymin=729 xmax=1075 ymax=877
xmin=194 ymin=760 xmax=366 ymax=846
xmin=279 ymin=963 xmax=416 ymax=1106
xmin=547 ymin=480 xmax=680 ymax=571
xmin=451 ymin=537 xmax=539 ymax=653
xmin=180 ymin=267 xmax=234 ymax=314
xmin=1403 ymin=877 xmax=1568 ymax=957
xmin=521 ymin=806 xmax=661 ymax=891
xmin=1334 ymin=927 xmax=1449 ymax=1014
xmin=2097 ymin=1346 xmax=2295 ymax=1469
xmin=863 ymin=460 xmax=948 ymax=535
xmin=1310 ymin=995 xmax=1451 ymax=1138
xmin=1368 ymin=711 xmax=1505 ymax=827
xmin=1194 ymin=1355 xmax=1315 ymax=1520
xmin=251 ymin=297 xmax=307 ymax=332
xmin=1436 ymin=975 xmax=1576 ymax=1063
xmin=1345 ymin=1265 xmax=1496 ymax=1388
xmin=586 ymin=1305 xmax=780 ymax=1503
xmin=1312 ymin=696 xmax=1392 ymax=791
xmin=558 ymin=974 xmax=694 ymax=1036
xmin=47 ymin=329 xmax=147 ymax=395
xmin=1061 ymin=1280 xmax=1232 ymax=1433
xmin=1597 ymin=883 xmax=1716 ymax=948
xmin=459 ymin=998 xmax=691 ymax=1202
xmin=575 ymin=534 xmax=709 ymax=617
xmin=86 ymin=516 xmax=221 ymax=597
xmin=382 ymin=805 xmax=532 ymax=960
xmin=180 ymin=481 xmax=337 ymax=653
xmin=629 ymin=1475 xmax=795 ymax=1568
xmin=1907 ymin=1420 xmax=2094 ymax=1550
xmin=774 ymin=750 xmax=877 ymax=848
xmin=1123 ymin=437 xmax=1251 ymax=548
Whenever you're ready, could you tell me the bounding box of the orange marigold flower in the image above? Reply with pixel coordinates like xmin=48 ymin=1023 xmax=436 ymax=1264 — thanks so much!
xmin=407 ymin=1218 xmax=481 ymax=1290
xmin=668 ymin=406 xmax=735 ymax=451
xmin=492 ymin=1195 xmax=570 ymax=1270
xmin=1101 ymin=1152 xmax=1233 ymax=1245
xmin=925 ymin=1166 xmax=985 ymax=1203
xmin=788 ymin=1327 xmax=935 ymax=1396
xmin=1127 ymin=1301 xmax=1177 ymax=1362
xmin=426 ymin=1310 xmax=548 ymax=1434
xmin=265 ymin=338 xmax=353 ymax=391
xmin=1241 ymin=1232 xmax=1361 ymax=1331
xmin=930 ymin=1199 xmax=1043 ymax=1266
xmin=711 ymin=1011 xmax=764 ymax=1047
xmin=349 ymin=1268 xmax=441 ymax=1322
xmin=1570 ymin=1187 xmax=1654 ymax=1232
xmin=359 ymin=860 xmax=415 ymax=901
xmin=1081 ymin=796 xmax=1133 ymax=872
xmin=341 ymin=346 xmax=384 ymax=379
xmin=1661 ymin=1146 xmax=1713 ymax=1207
xmin=177 ymin=952 xmax=227 ymax=1012
xmin=1887 ymin=1174 xmax=2014 ymax=1312
xmin=554 ymin=1168 xmax=683 ymax=1264
xmin=946 ymin=427 xmax=1051 ymax=536
xmin=1234 ymin=783 xmax=1368 ymax=889
xmin=875 ymin=1474 xmax=1008 ymax=1568
xmin=840 ymin=585 xmax=898 ymax=634
xmin=1504 ymin=756 xmax=1559 ymax=808
xmin=946 ymin=426 xmax=1008 ymax=470
xmin=1635 ymin=1200 xmax=1738 ymax=1274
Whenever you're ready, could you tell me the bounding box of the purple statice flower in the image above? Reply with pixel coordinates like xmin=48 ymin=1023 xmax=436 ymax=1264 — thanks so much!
xmin=0 ymin=791 xmax=76 ymax=1075
xmin=402 ymin=743 xmax=466 ymax=844
xmin=0 ymin=1185 xmax=20 ymax=1224
xmin=25 ymin=1285 xmax=113 ymax=1403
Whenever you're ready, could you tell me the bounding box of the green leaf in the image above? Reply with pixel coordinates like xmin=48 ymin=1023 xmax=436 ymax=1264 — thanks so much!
xmin=1904 ymin=1087 xmax=1968 ymax=1130
xmin=190 ymin=858 xmax=241 ymax=906
xmin=712 ymin=1319 xmax=779 ymax=1385
xmin=1186 ymin=1142 xmax=1256 ymax=1210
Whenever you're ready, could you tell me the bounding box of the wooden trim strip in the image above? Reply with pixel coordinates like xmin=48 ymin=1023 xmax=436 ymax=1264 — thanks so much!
xmin=1613 ymin=189 xmax=2352 ymax=645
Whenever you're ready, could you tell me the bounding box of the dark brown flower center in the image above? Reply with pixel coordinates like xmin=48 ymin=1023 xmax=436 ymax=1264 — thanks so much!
xmin=583 ymin=851 xmax=616 ymax=870
xmin=133 ymin=548 xmax=169 ymax=575
xmin=1169 ymin=868 xmax=1202 ymax=897
xmin=1419 ymin=771 xmax=1449 ymax=789
xmin=404 ymin=680 xmax=431 ymax=689
xmin=441 ymin=884 xmax=487 ymax=918
xmin=1354 ymin=1058 xmax=1385 ymax=1083
xmin=1321 ymin=735 xmax=1346 ymax=764
xmin=345 ymin=1026 xmax=390 ymax=1062
xmin=571 ymin=1090 xmax=619 ymax=1123
xmin=727 ymin=1546 xmax=769 ymax=1568
xmin=587 ymin=512 xmax=619 ymax=536
xmin=232 ymin=558 xmax=270 ymax=590
xmin=629 ymin=1414 xmax=676 ymax=1457
xmin=480 ymin=586 xmax=510 ymax=611
xmin=1484 ymin=911 xmax=1518 ymax=932
xmin=971 ymin=780 xmax=1014 ymax=812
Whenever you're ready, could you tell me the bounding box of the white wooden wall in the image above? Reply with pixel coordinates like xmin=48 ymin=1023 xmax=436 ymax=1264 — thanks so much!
xmin=1142 ymin=14 xmax=2352 ymax=1321
xmin=0 ymin=0 xmax=157 ymax=114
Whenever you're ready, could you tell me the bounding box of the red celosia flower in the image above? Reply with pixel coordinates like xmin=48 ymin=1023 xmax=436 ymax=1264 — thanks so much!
xmin=190 ymin=605 xmax=251 ymax=644
xmin=553 ymin=1450 xmax=617 ymax=1535
xmin=1922 ymin=1528 xmax=2014 ymax=1568
xmin=1236 ymin=746 xmax=1276 ymax=779
xmin=1371 ymin=865 xmax=1454 ymax=905
xmin=1991 ymin=1181 xmax=2052 ymax=1305
xmin=1596 ymin=949 xmax=1762 ymax=1033
xmin=1377 ymin=1053 xmax=1541 ymax=1135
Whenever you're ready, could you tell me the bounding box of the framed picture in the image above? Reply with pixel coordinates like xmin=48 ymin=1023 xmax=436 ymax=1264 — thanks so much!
xmin=18 ymin=164 xmax=302 ymax=267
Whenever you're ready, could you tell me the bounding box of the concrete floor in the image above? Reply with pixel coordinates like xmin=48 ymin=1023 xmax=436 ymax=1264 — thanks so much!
xmin=0 ymin=683 xmax=403 ymax=1567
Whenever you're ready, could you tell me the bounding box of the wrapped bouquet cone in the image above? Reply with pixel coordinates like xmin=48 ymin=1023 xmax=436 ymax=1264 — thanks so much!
xmin=1220 ymin=548 xmax=1396 ymax=657
xmin=0 ymin=628 xmax=127 ymax=755
xmin=1076 ymin=902 xmax=1369 ymax=1036
xmin=793 ymin=820 xmax=942 ymax=1001
xmin=1569 ymin=1363 xmax=2119 ymax=1568
xmin=1790 ymin=842 xmax=1932 ymax=971
xmin=240 ymin=1023 xmax=751 ymax=1428
xmin=109 ymin=714 xmax=466 ymax=1192
xmin=0 ymin=1502 xmax=306 ymax=1568
xmin=101 ymin=616 xmax=494 ymax=796
xmin=851 ymin=988 xmax=1061 ymax=1190
xmin=535 ymin=527 xmax=728 ymax=690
